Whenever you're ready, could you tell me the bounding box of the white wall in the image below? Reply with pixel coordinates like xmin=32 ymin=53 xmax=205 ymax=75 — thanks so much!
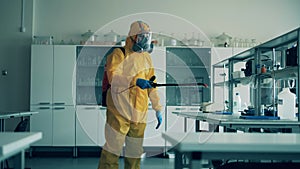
xmin=0 ymin=0 xmax=33 ymax=112
xmin=33 ymin=0 xmax=300 ymax=44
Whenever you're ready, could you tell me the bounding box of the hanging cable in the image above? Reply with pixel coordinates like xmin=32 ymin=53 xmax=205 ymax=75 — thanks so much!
xmin=20 ymin=0 xmax=26 ymax=32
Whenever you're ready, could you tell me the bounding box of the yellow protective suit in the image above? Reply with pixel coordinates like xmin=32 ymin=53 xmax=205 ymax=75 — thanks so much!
xmin=98 ymin=36 xmax=162 ymax=169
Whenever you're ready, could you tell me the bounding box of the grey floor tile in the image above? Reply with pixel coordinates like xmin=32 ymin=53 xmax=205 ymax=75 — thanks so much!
xmin=25 ymin=157 xmax=174 ymax=169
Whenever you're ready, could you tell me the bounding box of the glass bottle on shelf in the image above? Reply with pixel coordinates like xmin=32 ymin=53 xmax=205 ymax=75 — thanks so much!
xmin=182 ymin=33 xmax=189 ymax=46
xmin=233 ymin=92 xmax=241 ymax=116
xmin=188 ymin=32 xmax=198 ymax=46
xmin=170 ymin=33 xmax=177 ymax=46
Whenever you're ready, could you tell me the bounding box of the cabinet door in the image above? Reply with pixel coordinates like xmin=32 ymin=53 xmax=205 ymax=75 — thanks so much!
xmin=187 ymin=106 xmax=205 ymax=132
xmin=166 ymin=106 xmax=186 ymax=132
xmin=98 ymin=107 xmax=107 ymax=146
xmin=53 ymin=45 xmax=76 ymax=106
xmin=30 ymin=106 xmax=53 ymax=146
xmin=166 ymin=106 xmax=186 ymax=146
xmin=76 ymin=106 xmax=100 ymax=146
xmin=52 ymin=106 xmax=75 ymax=146
xmin=30 ymin=45 xmax=53 ymax=105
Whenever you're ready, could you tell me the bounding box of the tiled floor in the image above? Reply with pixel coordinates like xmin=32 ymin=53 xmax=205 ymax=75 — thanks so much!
xmin=25 ymin=157 xmax=174 ymax=169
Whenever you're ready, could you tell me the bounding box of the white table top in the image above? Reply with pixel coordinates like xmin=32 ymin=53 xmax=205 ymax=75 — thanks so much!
xmin=0 ymin=132 xmax=42 ymax=160
xmin=0 ymin=111 xmax=38 ymax=120
xmin=162 ymin=132 xmax=300 ymax=153
xmin=173 ymin=111 xmax=300 ymax=125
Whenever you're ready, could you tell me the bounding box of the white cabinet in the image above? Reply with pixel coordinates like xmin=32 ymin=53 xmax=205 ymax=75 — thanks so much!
xmin=143 ymin=107 xmax=165 ymax=147
xmin=53 ymin=106 xmax=76 ymax=146
xmin=30 ymin=106 xmax=53 ymax=146
xmin=166 ymin=106 xmax=185 ymax=133
xmin=75 ymin=105 xmax=106 ymax=146
xmin=166 ymin=106 xmax=202 ymax=146
xmin=30 ymin=45 xmax=76 ymax=147
xmin=166 ymin=106 xmax=199 ymax=133
xmin=30 ymin=45 xmax=53 ymax=105
xmin=53 ymin=45 xmax=76 ymax=105
xmin=166 ymin=106 xmax=187 ymax=147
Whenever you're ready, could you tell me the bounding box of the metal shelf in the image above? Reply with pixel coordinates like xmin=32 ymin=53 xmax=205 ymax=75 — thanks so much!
xmin=212 ymin=27 xmax=300 ymax=121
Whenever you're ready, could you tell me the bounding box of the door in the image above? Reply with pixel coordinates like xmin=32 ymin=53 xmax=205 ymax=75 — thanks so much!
xmin=30 ymin=105 xmax=53 ymax=146
xmin=166 ymin=106 xmax=186 ymax=133
xmin=76 ymin=106 xmax=99 ymax=146
xmin=53 ymin=45 xmax=76 ymax=106
xmin=98 ymin=107 xmax=107 ymax=146
xmin=143 ymin=107 xmax=165 ymax=147
xmin=30 ymin=45 xmax=53 ymax=105
xmin=52 ymin=105 xmax=75 ymax=146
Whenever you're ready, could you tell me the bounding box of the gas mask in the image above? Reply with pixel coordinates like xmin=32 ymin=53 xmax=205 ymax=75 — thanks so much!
xmin=131 ymin=32 xmax=153 ymax=53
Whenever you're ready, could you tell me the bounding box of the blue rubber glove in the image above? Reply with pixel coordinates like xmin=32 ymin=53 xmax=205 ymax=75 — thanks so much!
xmin=155 ymin=111 xmax=163 ymax=129
xmin=136 ymin=78 xmax=153 ymax=89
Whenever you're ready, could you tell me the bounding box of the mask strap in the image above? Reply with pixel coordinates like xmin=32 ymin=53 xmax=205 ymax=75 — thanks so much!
xmin=130 ymin=36 xmax=136 ymax=43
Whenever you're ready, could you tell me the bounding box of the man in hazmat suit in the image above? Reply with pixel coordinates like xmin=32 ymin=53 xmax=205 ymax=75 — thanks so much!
xmin=98 ymin=20 xmax=163 ymax=169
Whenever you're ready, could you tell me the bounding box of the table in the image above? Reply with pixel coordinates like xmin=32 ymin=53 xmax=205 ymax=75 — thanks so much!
xmin=162 ymin=132 xmax=300 ymax=169
xmin=0 ymin=132 xmax=42 ymax=169
xmin=0 ymin=111 xmax=39 ymax=169
xmin=173 ymin=111 xmax=300 ymax=133
xmin=0 ymin=111 xmax=38 ymax=132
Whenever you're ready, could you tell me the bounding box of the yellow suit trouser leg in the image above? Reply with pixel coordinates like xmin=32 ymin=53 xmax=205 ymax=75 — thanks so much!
xmin=98 ymin=149 xmax=119 ymax=169
xmin=98 ymin=109 xmax=147 ymax=169
xmin=124 ymin=122 xmax=146 ymax=169
xmin=98 ymin=111 xmax=130 ymax=169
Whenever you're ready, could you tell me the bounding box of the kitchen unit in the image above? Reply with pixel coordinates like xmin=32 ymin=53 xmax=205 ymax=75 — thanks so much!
xmin=30 ymin=45 xmax=76 ymax=147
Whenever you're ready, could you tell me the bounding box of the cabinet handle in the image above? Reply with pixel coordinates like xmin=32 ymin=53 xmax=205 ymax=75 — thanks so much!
xmin=190 ymin=108 xmax=200 ymax=111
xmin=53 ymin=107 xmax=65 ymax=110
xmin=99 ymin=107 xmax=106 ymax=110
xmin=39 ymin=107 xmax=50 ymax=109
xmin=53 ymin=102 xmax=65 ymax=105
xmin=175 ymin=108 xmax=186 ymax=110
xmin=39 ymin=102 xmax=50 ymax=105
xmin=84 ymin=107 xmax=96 ymax=110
